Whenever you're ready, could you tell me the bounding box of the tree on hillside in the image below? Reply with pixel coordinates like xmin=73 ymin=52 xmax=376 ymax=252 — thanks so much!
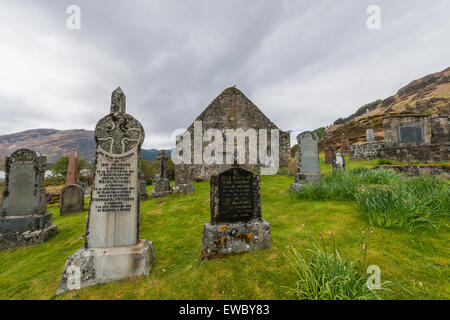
xmin=47 ymin=156 xmax=89 ymax=184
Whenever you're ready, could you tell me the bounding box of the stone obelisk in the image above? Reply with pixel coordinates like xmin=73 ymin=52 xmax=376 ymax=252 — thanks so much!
xmin=65 ymin=148 xmax=79 ymax=186
xmin=57 ymin=87 xmax=154 ymax=294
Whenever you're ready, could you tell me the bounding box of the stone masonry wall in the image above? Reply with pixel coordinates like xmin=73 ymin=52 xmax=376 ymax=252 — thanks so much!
xmin=349 ymin=142 xmax=385 ymax=161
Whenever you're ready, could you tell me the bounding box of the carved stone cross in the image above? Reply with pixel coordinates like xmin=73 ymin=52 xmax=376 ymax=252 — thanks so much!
xmin=157 ymin=150 xmax=169 ymax=178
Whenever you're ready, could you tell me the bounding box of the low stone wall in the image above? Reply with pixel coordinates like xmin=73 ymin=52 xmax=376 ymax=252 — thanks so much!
xmin=374 ymin=164 xmax=450 ymax=179
xmin=379 ymin=143 xmax=450 ymax=163
xmin=349 ymin=142 xmax=449 ymax=163
xmin=349 ymin=142 xmax=385 ymax=161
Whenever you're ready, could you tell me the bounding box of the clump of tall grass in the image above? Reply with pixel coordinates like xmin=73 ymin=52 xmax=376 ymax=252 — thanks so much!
xmin=295 ymin=169 xmax=449 ymax=230
xmin=284 ymin=229 xmax=393 ymax=300
xmin=296 ymin=168 xmax=401 ymax=201
xmin=355 ymin=176 xmax=449 ymax=231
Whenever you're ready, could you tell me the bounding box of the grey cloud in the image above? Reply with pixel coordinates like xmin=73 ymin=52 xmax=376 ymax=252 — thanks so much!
xmin=0 ymin=0 xmax=449 ymax=149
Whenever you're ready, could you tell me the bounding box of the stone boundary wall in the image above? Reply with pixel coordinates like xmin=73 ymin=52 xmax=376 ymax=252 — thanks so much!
xmin=349 ymin=142 xmax=449 ymax=162
xmin=379 ymin=143 xmax=450 ymax=163
xmin=349 ymin=142 xmax=385 ymax=161
xmin=374 ymin=164 xmax=450 ymax=179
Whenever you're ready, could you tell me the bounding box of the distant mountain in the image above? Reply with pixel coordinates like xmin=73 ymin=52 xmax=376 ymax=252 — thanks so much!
xmin=0 ymin=128 xmax=161 ymax=165
xmin=320 ymin=66 xmax=450 ymax=149
xmin=142 ymin=149 xmax=160 ymax=161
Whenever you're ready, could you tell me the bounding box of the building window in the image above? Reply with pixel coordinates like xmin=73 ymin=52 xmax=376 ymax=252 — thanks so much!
xmin=398 ymin=123 xmax=424 ymax=143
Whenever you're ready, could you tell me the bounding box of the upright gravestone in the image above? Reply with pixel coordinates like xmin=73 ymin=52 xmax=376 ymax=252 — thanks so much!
xmin=0 ymin=149 xmax=57 ymax=250
xmin=332 ymin=151 xmax=346 ymax=171
xmin=366 ymin=129 xmax=375 ymax=142
xmin=65 ymin=148 xmax=79 ymax=186
xmin=290 ymin=131 xmax=322 ymax=192
xmin=325 ymin=148 xmax=333 ymax=164
xmin=341 ymin=138 xmax=350 ymax=154
xmin=139 ymin=172 xmax=149 ymax=200
xmin=173 ymin=164 xmax=194 ymax=195
xmin=57 ymin=87 xmax=153 ymax=294
xmin=202 ymin=167 xmax=271 ymax=259
xmin=152 ymin=150 xmax=172 ymax=198
xmin=60 ymin=149 xmax=84 ymax=215
xmin=60 ymin=184 xmax=84 ymax=215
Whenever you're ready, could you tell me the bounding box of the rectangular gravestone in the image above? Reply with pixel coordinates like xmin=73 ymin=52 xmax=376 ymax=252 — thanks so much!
xmin=172 ymin=164 xmax=194 ymax=195
xmin=0 ymin=149 xmax=57 ymax=250
xmin=366 ymin=129 xmax=375 ymax=142
xmin=58 ymin=87 xmax=153 ymax=294
xmin=290 ymin=131 xmax=322 ymax=191
xmin=202 ymin=167 xmax=270 ymax=259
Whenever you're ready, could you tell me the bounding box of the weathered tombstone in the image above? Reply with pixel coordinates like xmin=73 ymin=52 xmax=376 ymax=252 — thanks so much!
xmin=57 ymin=87 xmax=153 ymax=294
xmin=60 ymin=184 xmax=84 ymax=215
xmin=325 ymin=148 xmax=333 ymax=164
xmin=152 ymin=150 xmax=172 ymax=198
xmin=139 ymin=172 xmax=149 ymax=200
xmin=202 ymin=167 xmax=270 ymax=259
xmin=172 ymin=164 xmax=194 ymax=195
xmin=287 ymin=162 xmax=298 ymax=176
xmin=65 ymin=148 xmax=79 ymax=186
xmin=332 ymin=151 xmax=346 ymax=171
xmin=290 ymin=131 xmax=322 ymax=192
xmin=0 ymin=149 xmax=57 ymax=250
xmin=341 ymin=138 xmax=350 ymax=154
xmin=366 ymin=129 xmax=375 ymax=142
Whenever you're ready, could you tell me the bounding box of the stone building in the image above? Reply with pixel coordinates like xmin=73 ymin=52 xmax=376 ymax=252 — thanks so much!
xmin=349 ymin=114 xmax=449 ymax=162
xmin=175 ymin=87 xmax=291 ymax=180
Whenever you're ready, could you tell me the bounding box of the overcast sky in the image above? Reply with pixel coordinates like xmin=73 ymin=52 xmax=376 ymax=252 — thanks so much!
xmin=0 ymin=0 xmax=449 ymax=149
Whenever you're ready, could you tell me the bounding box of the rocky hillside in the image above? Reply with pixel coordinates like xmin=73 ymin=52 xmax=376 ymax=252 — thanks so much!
xmin=320 ymin=66 xmax=450 ymax=150
xmin=0 ymin=129 xmax=161 ymax=166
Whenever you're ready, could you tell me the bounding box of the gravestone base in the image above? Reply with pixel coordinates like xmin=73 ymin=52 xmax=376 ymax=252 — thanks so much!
xmin=57 ymin=239 xmax=153 ymax=294
xmin=0 ymin=224 xmax=57 ymax=250
xmin=172 ymin=183 xmax=195 ymax=195
xmin=201 ymin=219 xmax=271 ymax=259
xmin=289 ymin=183 xmax=303 ymax=193
xmin=295 ymin=172 xmax=323 ymax=183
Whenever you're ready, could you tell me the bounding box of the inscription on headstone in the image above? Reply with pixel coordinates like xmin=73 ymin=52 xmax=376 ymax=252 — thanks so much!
xmin=217 ymin=168 xmax=254 ymax=223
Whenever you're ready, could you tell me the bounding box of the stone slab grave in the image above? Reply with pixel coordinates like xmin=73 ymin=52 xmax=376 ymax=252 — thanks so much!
xmin=60 ymin=184 xmax=84 ymax=215
xmin=172 ymin=163 xmax=194 ymax=195
xmin=366 ymin=128 xmax=375 ymax=142
xmin=139 ymin=172 xmax=149 ymax=200
xmin=290 ymin=131 xmax=323 ymax=192
xmin=332 ymin=151 xmax=346 ymax=171
xmin=0 ymin=149 xmax=57 ymax=250
xmin=58 ymin=87 xmax=153 ymax=294
xmin=152 ymin=150 xmax=172 ymax=198
xmin=202 ymin=167 xmax=271 ymax=259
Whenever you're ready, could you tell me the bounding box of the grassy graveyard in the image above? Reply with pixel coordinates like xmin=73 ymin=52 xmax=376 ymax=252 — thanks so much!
xmin=0 ymin=155 xmax=448 ymax=300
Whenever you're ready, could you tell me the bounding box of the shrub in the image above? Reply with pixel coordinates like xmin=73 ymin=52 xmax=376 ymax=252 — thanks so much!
xmin=376 ymin=159 xmax=393 ymax=165
xmin=284 ymin=230 xmax=393 ymax=300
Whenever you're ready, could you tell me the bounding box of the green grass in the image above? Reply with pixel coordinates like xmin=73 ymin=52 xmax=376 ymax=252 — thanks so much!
xmin=0 ymin=159 xmax=449 ymax=300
